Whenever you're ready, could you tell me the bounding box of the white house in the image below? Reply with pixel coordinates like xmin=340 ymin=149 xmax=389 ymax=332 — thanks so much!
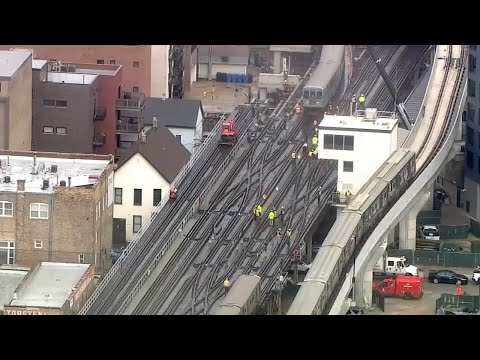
xmin=144 ymin=98 xmax=204 ymax=154
xmin=317 ymin=109 xmax=399 ymax=200
xmin=113 ymin=124 xmax=190 ymax=245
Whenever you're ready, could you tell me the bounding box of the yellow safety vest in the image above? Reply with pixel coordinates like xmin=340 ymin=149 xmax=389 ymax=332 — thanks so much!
xmin=312 ymin=136 xmax=318 ymax=145
xmin=268 ymin=211 xmax=275 ymax=220
xmin=256 ymin=205 xmax=262 ymax=213
xmin=359 ymin=96 xmax=365 ymax=103
xmin=224 ymin=280 xmax=230 ymax=287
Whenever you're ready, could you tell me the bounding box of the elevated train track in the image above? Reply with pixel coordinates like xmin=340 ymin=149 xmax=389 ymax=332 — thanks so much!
xmin=288 ymin=45 xmax=467 ymax=315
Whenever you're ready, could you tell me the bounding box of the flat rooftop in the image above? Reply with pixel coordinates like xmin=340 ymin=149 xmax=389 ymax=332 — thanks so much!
xmin=0 ymin=50 xmax=31 ymax=80
xmin=0 ymin=152 xmax=111 ymax=193
xmin=32 ymin=59 xmax=47 ymax=70
xmin=0 ymin=269 xmax=28 ymax=309
xmin=47 ymin=72 xmax=97 ymax=85
xmin=9 ymin=262 xmax=90 ymax=309
xmin=319 ymin=112 xmax=398 ymax=133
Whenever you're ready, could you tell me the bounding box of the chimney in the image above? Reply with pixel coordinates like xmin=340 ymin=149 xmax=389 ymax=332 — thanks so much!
xmin=17 ymin=179 xmax=25 ymax=192
xmin=68 ymin=177 xmax=71 ymax=187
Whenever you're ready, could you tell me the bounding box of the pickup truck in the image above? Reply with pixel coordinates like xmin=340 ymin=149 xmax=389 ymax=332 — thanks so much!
xmin=419 ymin=225 xmax=440 ymax=241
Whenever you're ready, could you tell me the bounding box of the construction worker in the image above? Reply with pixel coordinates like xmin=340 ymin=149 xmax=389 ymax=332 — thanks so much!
xmin=302 ymin=142 xmax=309 ymax=157
xmin=256 ymin=204 xmax=262 ymax=217
xmin=351 ymin=94 xmax=357 ymax=114
xmin=268 ymin=209 xmax=276 ymax=226
xmin=358 ymin=94 xmax=366 ymax=110
xmin=223 ymin=278 xmax=231 ymax=294
xmin=312 ymin=148 xmax=318 ymax=158
xmin=327 ymin=103 xmax=333 ymax=113
xmin=312 ymin=134 xmax=318 ymax=147
xmin=336 ymin=105 xmax=340 ymax=115
xmin=276 ymin=228 xmax=282 ymax=239
xmin=318 ymin=186 xmax=323 ymax=204
xmin=253 ymin=207 xmax=259 ymax=221
xmin=308 ymin=150 xmax=314 ymax=159
xmin=286 ymin=228 xmax=292 ymax=240
xmin=280 ymin=206 xmax=285 ymax=222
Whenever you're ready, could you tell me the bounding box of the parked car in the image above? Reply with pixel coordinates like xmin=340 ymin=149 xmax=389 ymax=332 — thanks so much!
xmin=428 ymin=270 xmax=468 ymax=285
xmin=419 ymin=225 xmax=440 ymax=241
xmin=472 ymin=268 xmax=480 ymax=284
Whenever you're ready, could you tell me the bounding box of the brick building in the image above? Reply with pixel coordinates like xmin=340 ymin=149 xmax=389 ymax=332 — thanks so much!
xmin=0 ymin=49 xmax=32 ymax=151
xmin=0 ymin=150 xmax=114 ymax=273
xmin=0 ymin=45 xmax=198 ymax=98
xmin=31 ymin=60 xmax=123 ymax=156
xmin=3 ymin=262 xmax=94 ymax=315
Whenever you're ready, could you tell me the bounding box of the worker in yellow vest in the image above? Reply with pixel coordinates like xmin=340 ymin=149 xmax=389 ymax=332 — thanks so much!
xmin=223 ymin=278 xmax=231 ymax=294
xmin=358 ymin=94 xmax=366 ymax=110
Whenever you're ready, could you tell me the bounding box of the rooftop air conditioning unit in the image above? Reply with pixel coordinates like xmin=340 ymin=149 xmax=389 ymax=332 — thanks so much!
xmin=363 ymin=108 xmax=377 ymax=121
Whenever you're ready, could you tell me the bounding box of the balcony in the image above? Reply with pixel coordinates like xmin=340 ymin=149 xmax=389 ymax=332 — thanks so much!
xmin=93 ymin=133 xmax=106 ymax=147
xmin=94 ymin=107 xmax=107 ymax=121
xmin=116 ymin=92 xmax=145 ymax=110
xmin=116 ymin=121 xmax=142 ymax=133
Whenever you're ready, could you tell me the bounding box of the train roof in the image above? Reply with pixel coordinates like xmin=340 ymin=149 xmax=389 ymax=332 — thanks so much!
xmin=305 ymin=45 xmax=345 ymax=89
xmin=215 ymin=306 xmax=242 ymax=315
xmin=345 ymin=149 xmax=415 ymax=213
xmin=321 ymin=212 xmax=362 ymax=248
xmin=220 ymin=274 xmax=260 ymax=308
xmin=305 ymin=246 xmax=344 ymax=282
xmin=287 ymin=282 xmax=324 ymax=315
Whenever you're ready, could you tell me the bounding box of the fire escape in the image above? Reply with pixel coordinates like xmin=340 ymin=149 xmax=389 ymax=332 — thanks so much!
xmin=169 ymin=45 xmax=184 ymax=99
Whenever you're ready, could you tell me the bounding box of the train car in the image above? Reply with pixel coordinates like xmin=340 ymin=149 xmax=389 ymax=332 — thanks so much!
xmin=302 ymin=45 xmax=345 ymax=112
xmin=288 ymin=149 xmax=416 ymax=315
xmin=215 ymin=274 xmax=261 ymax=315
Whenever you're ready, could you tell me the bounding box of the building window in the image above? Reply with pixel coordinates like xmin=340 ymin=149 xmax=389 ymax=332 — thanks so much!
xmin=469 ymin=54 xmax=477 ymax=72
xmin=134 ymin=189 xmax=142 ymax=206
xmin=114 ymin=188 xmax=123 ymax=204
xmin=343 ymin=161 xmax=354 ymax=172
xmin=78 ymin=254 xmax=85 ymax=264
xmin=175 ymin=135 xmax=182 ymax=142
xmin=56 ymin=127 xmax=67 ymax=135
xmin=133 ymin=61 xmax=140 ymax=68
xmin=467 ymin=150 xmax=474 ymax=169
xmin=97 ymin=59 xmax=105 ymax=64
xmin=324 ymin=134 xmax=354 ymax=151
xmin=133 ymin=86 xmax=139 ymax=93
xmin=30 ymin=203 xmax=48 ymax=219
xmin=153 ymin=189 xmax=162 ymax=206
xmin=43 ymin=126 xmax=54 ymax=134
xmin=133 ymin=215 xmax=142 ymax=233
xmin=467 ymin=102 xmax=474 ymax=122
xmin=467 ymin=126 xmax=474 ymax=146
xmin=324 ymin=134 xmax=333 ymax=149
xmin=466 ymin=200 xmax=471 ymax=213
xmin=55 ymin=100 xmax=67 ymax=108
xmin=468 ymin=79 xmax=476 ymax=98
xmin=0 ymin=201 xmax=13 ymax=217
xmin=109 ymin=60 xmax=116 ymax=65
xmin=0 ymin=241 xmax=15 ymax=265
xmin=34 ymin=240 xmax=43 ymax=249
xmin=43 ymin=99 xmax=55 ymax=107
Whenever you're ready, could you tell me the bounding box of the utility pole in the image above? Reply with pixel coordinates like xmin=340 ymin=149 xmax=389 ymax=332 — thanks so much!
xmin=207 ymin=45 xmax=213 ymax=81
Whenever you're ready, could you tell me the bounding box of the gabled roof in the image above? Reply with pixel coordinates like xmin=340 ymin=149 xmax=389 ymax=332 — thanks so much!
xmin=115 ymin=124 xmax=190 ymax=183
xmin=144 ymin=97 xmax=204 ymax=129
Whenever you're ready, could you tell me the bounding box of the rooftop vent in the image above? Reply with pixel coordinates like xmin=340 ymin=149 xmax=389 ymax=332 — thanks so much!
xmin=51 ymin=165 xmax=58 ymax=173
xmin=363 ymin=108 xmax=377 ymax=121
xmin=4 ymin=176 xmax=10 ymax=183
xmin=60 ymin=180 xmax=66 ymax=186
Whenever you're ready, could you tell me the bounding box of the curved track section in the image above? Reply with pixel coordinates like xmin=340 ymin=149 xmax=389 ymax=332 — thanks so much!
xmin=288 ymin=45 xmax=467 ymax=315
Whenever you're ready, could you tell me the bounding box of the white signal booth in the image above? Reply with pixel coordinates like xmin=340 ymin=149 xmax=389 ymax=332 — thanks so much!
xmin=317 ymin=108 xmax=399 ymax=206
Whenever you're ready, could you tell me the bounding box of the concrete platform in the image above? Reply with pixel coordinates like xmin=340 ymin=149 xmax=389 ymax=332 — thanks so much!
xmin=185 ymin=80 xmax=258 ymax=114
